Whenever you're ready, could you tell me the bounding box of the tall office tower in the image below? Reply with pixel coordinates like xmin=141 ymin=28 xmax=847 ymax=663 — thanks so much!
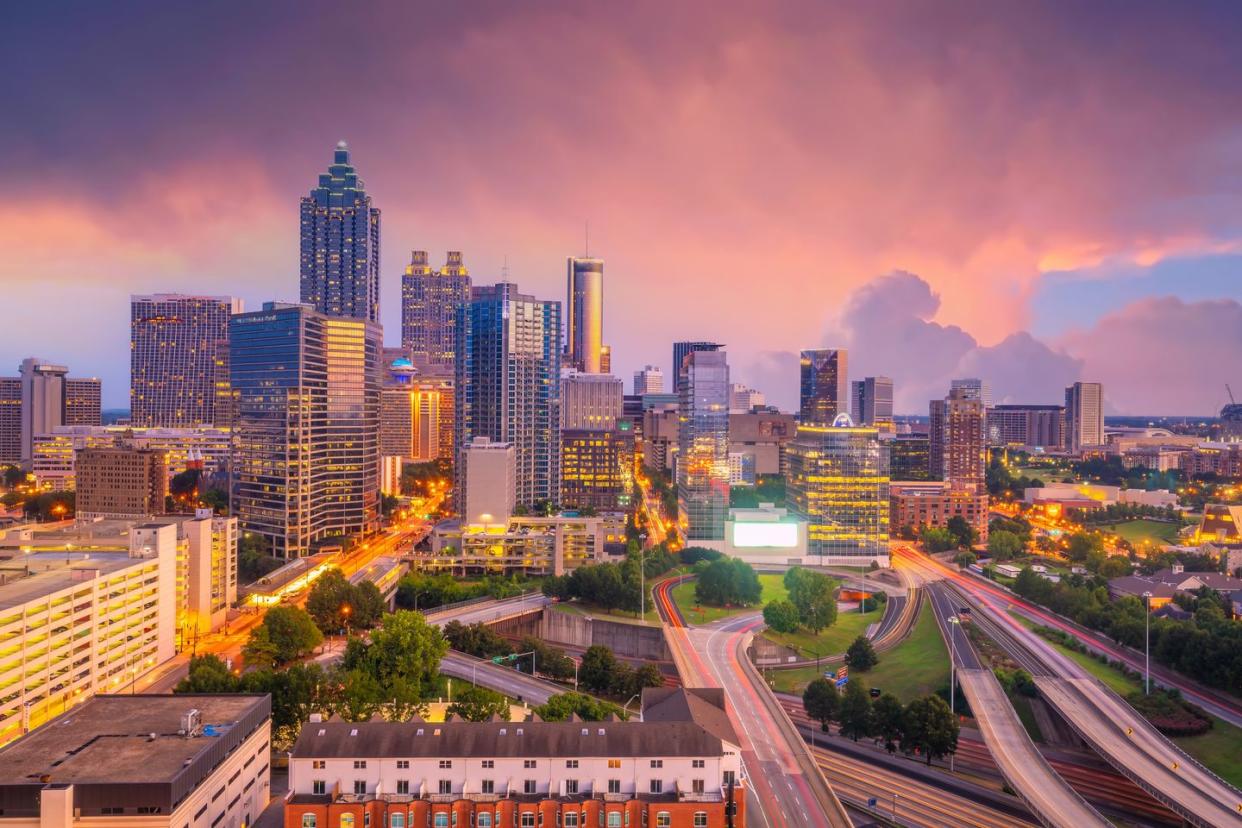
xmin=787 ymin=421 xmax=891 ymax=565
xmin=130 ymin=294 xmax=240 ymax=427
xmin=950 ymin=377 xmax=992 ymax=408
xmin=456 ymin=283 xmax=561 ymax=509
xmin=599 ymin=344 xmax=612 ymax=374
xmin=561 ymin=372 xmax=623 ymax=431
xmin=63 ymin=378 xmax=101 ymax=426
xmin=565 ymin=257 xmax=604 ymax=373
xmin=729 ymin=384 xmax=765 ymax=414
xmin=18 ymin=358 xmax=66 ymax=465
xmin=987 ymin=404 xmax=1064 ymax=448
xmin=799 ymin=349 xmax=849 ymax=425
xmin=212 ymin=339 xmax=236 ymax=429
xmin=379 ymin=386 xmax=415 ymax=460
xmin=890 ymin=434 xmax=932 ymax=480
xmin=931 ymin=389 xmax=987 ymax=491
xmin=633 ymin=365 xmax=664 ymax=395
xmin=1065 ymin=382 xmax=1104 ymax=453
xmin=299 ymin=141 xmax=381 ymax=323
xmin=850 ymin=376 xmax=894 ymax=430
xmin=677 ymin=349 xmax=730 ymax=540
xmin=0 ymin=379 xmax=19 ymax=464
xmin=74 ymin=441 xmax=169 ymax=520
xmin=1 ymin=360 xmax=103 ymax=466
xmin=230 ymin=302 xmax=381 ymax=557
xmin=460 ymin=437 xmax=516 ymax=526
xmin=671 ymin=341 xmax=723 ymax=393
xmin=401 ymin=250 xmax=471 ymax=368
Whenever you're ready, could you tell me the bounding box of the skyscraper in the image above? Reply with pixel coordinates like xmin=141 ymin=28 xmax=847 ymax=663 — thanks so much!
xmin=560 ymin=373 xmax=623 ymax=431
xmin=950 ymin=377 xmax=992 ymax=408
xmin=787 ymin=420 xmax=890 ymax=565
xmin=299 ymin=141 xmax=381 ymax=323
xmin=1 ymin=361 xmax=102 ymax=466
xmin=799 ymin=349 xmax=848 ymax=425
xmin=230 ymin=302 xmax=381 ymax=557
xmin=677 ymin=349 xmax=730 ymax=540
xmin=729 ymin=384 xmax=765 ymax=414
xmin=565 ymin=257 xmax=604 ymax=373
xmin=850 ymin=376 xmax=894 ymax=431
xmin=455 ymin=283 xmax=561 ymax=509
xmin=130 ymin=294 xmax=240 ymax=427
xmin=939 ymin=389 xmax=988 ymax=491
xmin=401 ymin=250 xmax=471 ymax=368
xmin=633 ymin=365 xmax=664 ymax=395
xmin=1065 ymin=382 xmax=1104 ymax=453
xmin=672 ymin=342 xmax=723 ymax=393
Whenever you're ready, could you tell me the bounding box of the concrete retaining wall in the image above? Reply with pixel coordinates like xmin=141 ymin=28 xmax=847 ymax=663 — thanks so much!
xmin=538 ymin=609 xmax=672 ymax=661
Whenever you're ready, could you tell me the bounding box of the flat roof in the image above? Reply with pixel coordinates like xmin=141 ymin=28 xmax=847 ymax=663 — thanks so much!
xmin=0 ymin=552 xmax=145 ymax=612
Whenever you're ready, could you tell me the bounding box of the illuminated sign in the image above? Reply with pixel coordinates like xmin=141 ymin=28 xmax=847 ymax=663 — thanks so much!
xmin=731 ymin=522 xmax=798 ymax=548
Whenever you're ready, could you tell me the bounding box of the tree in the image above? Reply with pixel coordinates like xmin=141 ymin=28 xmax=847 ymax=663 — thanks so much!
xmin=1 ymin=465 xmax=24 ymax=488
xmin=695 ymin=558 xmax=762 ymax=606
xmin=785 ymin=567 xmax=837 ymax=633
xmin=535 ymin=693 xmax=627 ymax=722
xmin=579 ymin=645 xmax=619 ymax=693
xmin=306 ymin=568 xmax=355 ymax=633
xmin=945 ymin=516 xmax=976 ymax=549
xmin=444 ymin=621 xmax=512 ymax=659
xmin=241 ymin=624 xmax=279 ymax=670
xmin=247 ymin=606 xmax=322 ymax=666
xmin=518 ymin=637 xmax=576 ymax=682
xmin=837 ymin=679 xmax=873 ymax=741
xmin=763 ymin=600 xmax=801 ymax=633
xmin=903 ymin=695 xmax=959 ymax=764
xmin=845 ymin=636 xmax=878 ymax=671
xmin=986 ymin=530 xmax=1023 ymax=562
xmin=175 ymin=654 xmax=239 ymax=693
xmin=953 ymin=550 xmax=977 ymax=568
xmin=872 ymin=692 xmax=905 ymax=754
xmin=680 ymin=546 xmax=723 ymax=566
xmin=1098 ymin=556 xmax=1133 ymax=578
xmin=354 ymin=610 xmax=448 ymax=699
xmin=238 ymin=533 xmax=282 ymax=584
xmin=802 ymin=678 xmax=838 ymax=732
xmin=1066 ymin=531 xmax=1104 ymax=563
xmin=448 ymin=685 xmax=510 ymax=722
xmin=919 ymin=526 xmax=956 ymax=553
xmin=240 ymin=663 xmax=330 ymax=749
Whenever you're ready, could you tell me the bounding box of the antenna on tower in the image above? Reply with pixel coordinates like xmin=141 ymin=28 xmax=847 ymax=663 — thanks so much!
xmin=584 ymin=221 xmax=590 ymax=257
xmin=501 ymin=254 xmax=510 ymax=281
xmin=1228 ymin=384 xmax=1236 ymax=405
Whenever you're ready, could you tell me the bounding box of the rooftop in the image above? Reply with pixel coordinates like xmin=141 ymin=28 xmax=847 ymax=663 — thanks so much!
xmin=0 ymin=551 xmax=148 ymax=611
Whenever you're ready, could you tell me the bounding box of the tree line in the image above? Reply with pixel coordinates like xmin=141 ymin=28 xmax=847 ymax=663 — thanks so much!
xmin=763 ymin=567 xmax=838 ymax=634
xmin=803 ymin=678 xmax=959 ymax=764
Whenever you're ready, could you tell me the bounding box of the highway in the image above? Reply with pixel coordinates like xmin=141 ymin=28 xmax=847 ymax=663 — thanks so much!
xmin=902 ymin=549 xmax=1242 ymax=828
xmin=423 ymin=592 xmax=550 ymax=627
xmin=925 ymin=582 xmax=1110 ymax=828
xmin=654 ymin=578 xmax=853 ymax=828
xmin=439 ymin=650 xmax=564 ymax=706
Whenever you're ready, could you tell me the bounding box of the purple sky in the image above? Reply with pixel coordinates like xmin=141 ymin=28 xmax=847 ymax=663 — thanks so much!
xmin=2 ymin=1 xmax=1242 ymax=414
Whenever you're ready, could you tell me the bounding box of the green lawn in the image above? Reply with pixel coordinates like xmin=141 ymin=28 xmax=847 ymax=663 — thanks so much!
xmin=769 ymin=595 xmax=949 ymax=702
xmin=551 ymin=600 xmax=660 ymax=626
xmin=762 ymin=606 xmax=881 ymax=658
xmin=1094 ymin=518 xmax=1183 ymax=546
xmin=673 ymin=573 xmax=787 ymax=625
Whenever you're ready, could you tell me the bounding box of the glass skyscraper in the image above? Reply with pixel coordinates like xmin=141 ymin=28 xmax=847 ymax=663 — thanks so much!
xmin=455 ymin=283 xmax=561 ymax=509
xmin=799 ymin=348 xmax=848 ymax=425
xmin=677 ymin=349 xmax=730 ymax=540
xmin=787 ymin=419 xmax=890 ymax=564
xmin=299 ymin=142 xmax=381 ymax=323
xmin=671 ymin=342 xmax=723 ymax=394
xmin=229 ymin=302 xmax=380 ymax=557
xmin=401 ymin=250 xmax=471 ymax=369
xmin=565 ymin=257 xmax=604 ymax=373
xmin=130 ymin=294 xmax=241 ymax=427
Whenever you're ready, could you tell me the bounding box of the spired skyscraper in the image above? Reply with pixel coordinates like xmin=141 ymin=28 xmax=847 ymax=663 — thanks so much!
xmin=401 ymin=251 xmax=471 ymax=369
xmin=800 ymin=349 xmax=848 ymax=425
xmin=299 ymin=141 xmax=381 ymax=323
xmin=455 ymin=282 xmax=562 ymax=509
xmin=565 ymin=257 xmax=604 ymax=373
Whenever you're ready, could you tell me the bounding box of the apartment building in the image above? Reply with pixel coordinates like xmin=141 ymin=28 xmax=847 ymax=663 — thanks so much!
xmin=30 ymin=425 xmax=231 ymax=491
xmin=284 ymin=688 xmax=744 ymax=828
xmin=0 ymin=694 xmax=270 ymax=827
xmin=74 ymin=442 xmax=168 ymax=520
xmin=424 ymin=514 xmax=625 ymax=576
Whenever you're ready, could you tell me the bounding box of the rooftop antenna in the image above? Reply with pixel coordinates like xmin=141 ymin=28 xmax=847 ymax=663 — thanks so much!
xmin=585 ymin=221 xmax=590 ymax=257
xmin=1228 ymin=384 xmax=1237 ymax=405
xmin=501 ymin=254 xmax=510 ymax=281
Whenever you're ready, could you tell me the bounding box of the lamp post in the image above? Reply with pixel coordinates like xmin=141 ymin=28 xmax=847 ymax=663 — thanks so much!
xmin=948 ymin=614 xmax=960 ymax=773
xmin=623 ymin=694 xmax=642 ymax=722
xmin=1142 ymin=591 xmax=1152 ymax=695
xmin=341 ymin=604 xmax=352 ymax=646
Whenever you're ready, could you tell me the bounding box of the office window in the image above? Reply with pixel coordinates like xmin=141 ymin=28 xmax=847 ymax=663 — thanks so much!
xmin=524 ymin=779 xmax=537 ymax=794
xmin=692 ymin=779 xmax=705 ymax=794
xmin=607 ymin=815 xmax=621 ymax=828
xmin=396 ymin=780 xmax=409 ymax=795
xmin=481 ymin=779 xmax=494 ymax=794
xmin=565 ymin=815 xmax=579 ymax=828
xmin=438 ymin=780 xmax=452 ymax=795
xmin=353 ymin=780 xmax=366 ymax=795
xmin=607 ymin=779 xmax=621 ymax=794
xmin=656 ymin=814 xmax=670 ymax=828
xmin=566 ymin=779 xmax=579 ymax=795
xmin=312 ymin=780 xmax=326 ymax=795
xmin=521 ymin=814 xmax=535 ymax=828
xmin=312 ymin=760 xmax=326 ymax=770
xmin=391 ymin=816 xmax=405 ymax=828
xmin=692 ymin=760 xmax=705 ymax=769
xmin=649 ymin=780 xmax=662 ymax=794
xmin=478 ymin=816 xmax=492 ymax=828
xmin=649 ymin=760 xmax=662 ymax=769
xmin=341 ymin=816 xmax=355 ymax=828
xmin=694 ymin=815 xmax=708 ymax=828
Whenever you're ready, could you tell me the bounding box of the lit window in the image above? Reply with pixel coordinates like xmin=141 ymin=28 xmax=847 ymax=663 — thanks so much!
xmin=302 ymin=817 xmax=317 ymax=828
xmin=656 ymin=814 xmax=670 ymax=828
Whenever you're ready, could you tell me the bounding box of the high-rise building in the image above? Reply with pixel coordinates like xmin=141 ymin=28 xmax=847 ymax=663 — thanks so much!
xmin=64 ymin=378 xmax=101 ymax=426
xmin=400 ymin=250 xmax=471 ymax=368
xmin=560 ymin=372 xmax=623 ymax=431
xmin=31 ymin=425 xmax=231 ymax=492
xmin=565 ymin=257 xmax=604 ymax=373
xmin=0 ymin=359 xmax=104 ymax=466
xmin=987 ymin=404 xmax=1064 ymax=448
xmin=18 ymin=358 xmax=66 ymax=465
xmin=934 ymin=389 xmax=987 ymax=491
xmin=787 ymin=419 xmax=890 ymax=565
xmin=456 ymin=283 xmax=561 ymax=509
xmin=74 ymin=439 xmax=169 ymax=520
xmin=729 ymin=384 xmax=765 ymax=413
xmin=129 ymin=294 xmax=240 ymax=427
xmin=560 ymin=427 xmax=634 ymax=512
xmin=460 ymin=436 xmax=515 ymax=526
xmin=633 ymin=365 xmax=665 ymax=395
xmin=1065 ymin=382 xmax=1104 ymax=453
xmin=671 ymin=341 xmax=722 ymax=393
xmin=677 ymin=349 xmax=730 ymax=540
xmin=850 ymin=376 xmax=894 ymax=431
xmin=950 ymin=377 xmax=992 ymax=408
xmin=889 ymin=434 xmax=932 ymax=481
xmin=799 ymin=349 xmax=848 ymax=425
xmin=0 ymin=378 xmax=21 ymax=465
xmin=230 ymin=302 xmax=381 ymax=557
xmin=299 ymin=141 xmax=381 ymax=323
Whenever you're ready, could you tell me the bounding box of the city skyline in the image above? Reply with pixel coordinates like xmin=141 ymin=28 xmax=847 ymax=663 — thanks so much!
xmin=5 ymin=3 xmax=1242 ymax=416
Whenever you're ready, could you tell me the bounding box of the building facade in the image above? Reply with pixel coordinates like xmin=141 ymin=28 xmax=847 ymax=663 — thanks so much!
xmin=424 ymin=513 xmax=623 ymax=576
xmin=890 ymin=481 xmax=990 ymax=542
xmin=64 ymin=378 xmax=101 ymax=427
xmin=283 ymin=688 xmax=744 ymax=828
xmin=728 ymin=411 xmax=796 ymax=477
xmin=949 ymin=378 xmax=992 ymax=408
xmin=460 ymin=437 xmax=516 ymax=526
xmin=728 ymin=384 xmax=764 ymax=414
xmin=561 ymin=373 xmax=623 ymax=431
xmin=671 ymin=342 xmax=722 ymax=394
xmin=987 ymin=404 xmax=1064 ymax=449
xmin=889 ymin=434 xmax=931 ymax=480
xmin=1065 ymin=382 xmax=1105 ymax=453
xmin=401 ymin=250 xmax=471 ymax=368
xmin=633 ymin=365 xmax=664 ymax=396
xmin=31 ymin=425 xmax=231 ymax=492
xmin=565 ymin=257 xmax=605 ymax=373
xmin=230 ymin=302 xmax=381 ymax=557
xmin=129 ymin=294 xmax=240 ymax=427
xmin=0 ymin=360 xmax=102 ymax=466
xmin=561 ymin=427 xmax=634 ymax=512
xmin=799 ymin=349 xmax=848 ymax=425
xmin=677 ymin=350 xmax=730 ymax=541
xmin=300 ymin=141 xmax=381 ymax=323
xmin=786 ymin=420 xmax=890 ymax=566
xmin=74 ymin=442 xmax=169 ymax=519
xmin=849 ymin=376 xmax=893 ymax=432
xmin=455 ymin=283 xmax=561 ymax=509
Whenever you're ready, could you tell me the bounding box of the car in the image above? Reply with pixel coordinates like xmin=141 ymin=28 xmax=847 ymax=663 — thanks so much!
xmin=869 ymin=688 xmax=881 ymax=698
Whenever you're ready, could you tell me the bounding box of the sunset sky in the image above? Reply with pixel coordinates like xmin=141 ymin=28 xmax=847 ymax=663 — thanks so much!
xmin=3 ymin=1 xmax=1241 ymax=414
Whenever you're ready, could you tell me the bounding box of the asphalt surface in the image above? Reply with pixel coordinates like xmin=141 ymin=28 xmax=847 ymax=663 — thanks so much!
xmin=439 ymin=650 xmax=564 ymax=707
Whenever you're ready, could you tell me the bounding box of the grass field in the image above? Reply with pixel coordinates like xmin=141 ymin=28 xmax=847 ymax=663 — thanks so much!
xmin=761 ymin=605 xmax=881 ymax=658
xmin=673 ymin=572 xmax=788 ymax=625
xmin=1094 ymin=518 xmax=1183 ymax=545
xmin=768 ymin=595 xmax=949 ymax=702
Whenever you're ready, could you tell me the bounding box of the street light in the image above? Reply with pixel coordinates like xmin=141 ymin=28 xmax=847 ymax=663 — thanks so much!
xmin=622 ymin=694 xmax=643 ymax=722
xmin=1142 ymin=591 xmax=1152 ymax=695
xmin=947 ymin=614 xmax=960 ymax=773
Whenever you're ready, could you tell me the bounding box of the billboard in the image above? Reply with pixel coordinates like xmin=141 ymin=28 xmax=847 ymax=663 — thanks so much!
xmin=731 ymin=521 xmax=799 ymax=548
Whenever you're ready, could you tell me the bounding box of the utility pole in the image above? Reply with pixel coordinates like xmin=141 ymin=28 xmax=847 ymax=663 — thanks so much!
xmin=1142 ymin=591 xmax=1152 ymax=695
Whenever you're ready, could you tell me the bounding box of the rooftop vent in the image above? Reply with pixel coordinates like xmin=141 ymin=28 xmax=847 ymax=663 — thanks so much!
xmin=180 ymin=709 xmax=201 ymax=737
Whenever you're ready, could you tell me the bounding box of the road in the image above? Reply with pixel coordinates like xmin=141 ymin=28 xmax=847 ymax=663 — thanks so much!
xmin=902 ymin=548 xmax=1242 ymax=828
xmin=439 ymin=650 xmax=564 ymax=706
xmin=925 ymin=582 xmax=1110 ymax=828
xmin=654 ymin=578 xmax=852 ymax=828
xmin=423 ymin=593 xmax=550 ymax=627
